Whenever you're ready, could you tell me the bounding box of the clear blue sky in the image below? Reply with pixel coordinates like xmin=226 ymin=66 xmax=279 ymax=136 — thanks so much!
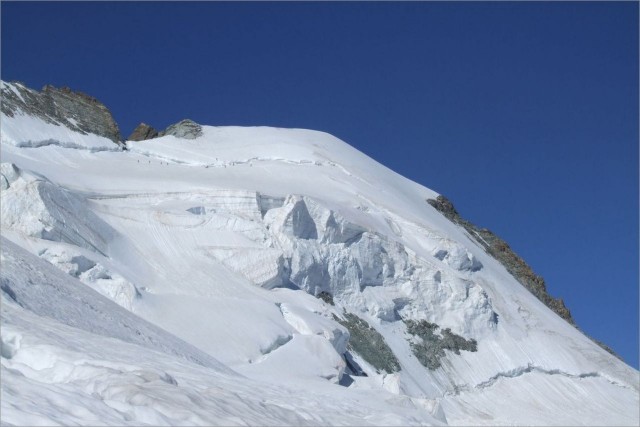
xmin=2 ymin=2 xmax=638 ymax=368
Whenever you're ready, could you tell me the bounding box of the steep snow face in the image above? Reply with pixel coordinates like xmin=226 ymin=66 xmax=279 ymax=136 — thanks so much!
xmin=1 ymin=96 xmax=638 ymax=426
xmin=0 ymin=238 xmax=229 ymax=372
xmin=0 ymin=110 xmax=119 ymax=151
xmin=0 ymin=242 xmax=443 ymax=426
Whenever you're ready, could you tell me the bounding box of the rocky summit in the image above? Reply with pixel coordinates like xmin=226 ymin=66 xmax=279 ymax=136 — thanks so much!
xmin=1 ymin=82 xmax=121 ymax=143
xmin=127 ymin=119 xmax=203 ymax=142
xmin=127 ymin=122 xmax=159 ymax=141
xmin=158 ymin=118 xmax=203 ymax=139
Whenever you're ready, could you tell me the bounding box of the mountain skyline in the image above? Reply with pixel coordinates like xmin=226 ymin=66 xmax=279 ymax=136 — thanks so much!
xmin=1 ymin=76 xmax=638 ymax=425
xmin=2 ymin=2 xmax=637 ymax=367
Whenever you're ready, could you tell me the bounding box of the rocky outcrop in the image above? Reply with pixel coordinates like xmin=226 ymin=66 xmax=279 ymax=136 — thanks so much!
xmin=1 ymin=81 xmax=205 ymax=144
xmin=427 ymin=195 xmax=622 ymax=359
xmin=336 ymin=313 xmax=400 ymax=374
xmin=127 ymin=123 xmax=158 ymax=141
xmin=1 ymin=82 xmax=121 ymax=143
xmin=159 ymin=119 xmax=203 ymax=139
xmin=125 ymin=119 xmax=203 ymax=142
xmin=427 ymin=195 xmax=573 ymax=323
xmin=404 ymin=319 xmax=477 ymax=370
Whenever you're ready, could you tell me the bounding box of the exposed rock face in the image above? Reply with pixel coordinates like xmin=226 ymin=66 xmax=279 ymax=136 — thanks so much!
xmin=1 ymin=81 xmax=203 ymax=144
xmin=127 ymin=123 xmax=158 ymax=141
xmin=1 ymin=82 xmax=121 ymax=143
xmin=125 ymin=119 xmax=203 ymax=142
xmin=336 ymin=313 xmax=400 ymax=374
xmin=404 ymin=319 xmax=477 ymax=370
xmin=427 ymin=195 xmax=622 ymax=359
xmin=427 ymin=195 xmax=574 ymax=323
xmin=159 ymin=119 xmax=203 ymax=139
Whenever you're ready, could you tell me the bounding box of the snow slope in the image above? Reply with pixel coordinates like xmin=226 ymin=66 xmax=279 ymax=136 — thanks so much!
xmin=1 ymin=90 xmax=638 ymax=425
xmin=0 ymin=238 xmax=443 ymax=426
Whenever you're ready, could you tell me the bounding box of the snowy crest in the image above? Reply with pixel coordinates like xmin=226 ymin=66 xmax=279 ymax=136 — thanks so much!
xmin=0 ymin=80 xmax=637 ymax=426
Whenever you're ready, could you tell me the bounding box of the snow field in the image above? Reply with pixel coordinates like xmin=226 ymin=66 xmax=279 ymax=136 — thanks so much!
xmin=1 ymin=108 xmax=638 ymax=425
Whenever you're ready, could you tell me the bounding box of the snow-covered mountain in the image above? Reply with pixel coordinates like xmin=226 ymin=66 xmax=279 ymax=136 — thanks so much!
xmin=1 ymin=80 xmax=638 ymax=426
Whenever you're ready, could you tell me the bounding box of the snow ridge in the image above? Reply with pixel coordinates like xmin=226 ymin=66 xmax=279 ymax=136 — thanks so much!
xmin=1 ymin=80 xmax=638 ymax=426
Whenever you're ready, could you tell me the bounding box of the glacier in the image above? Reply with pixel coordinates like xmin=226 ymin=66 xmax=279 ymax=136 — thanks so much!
xmin=1 ymin=80 xmax=638 ymax=426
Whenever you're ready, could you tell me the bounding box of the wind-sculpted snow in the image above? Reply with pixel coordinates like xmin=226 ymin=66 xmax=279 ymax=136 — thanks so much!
xmin=0 ymin=165 xmax=116 ymax=256
xmin=1 ymin=291 xmax=444 ymax=426
xmin=1 ymin=98 xmax=638 ymax=426
xmin=0 ymin=238 xmax=232 ymax=372
xmin=0 ymin=163 xmax=19 ymax=190
xmin=39 ymin=246 xmax=139 ymax=310
xmin=278 ymin=302 xmax=349 ymax=355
